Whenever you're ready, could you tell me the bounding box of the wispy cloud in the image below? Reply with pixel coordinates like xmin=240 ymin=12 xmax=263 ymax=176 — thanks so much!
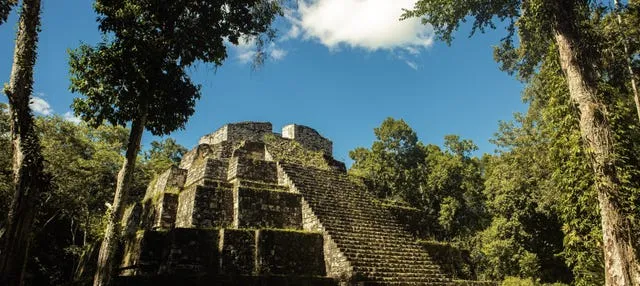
xmin=232 ymin=37 xmax=289 ymax=64
xmin=27 ymin=93 xmax=83 ymax=123
xmin=230 ymin=1 xmax=430 ymax=67
xmin=287 ymin=0 xmax=432 ymax=52
xmin=29 ymin=95 xmax=53 ymax=115
xmin=405 ymin=60 xmax=418 ymax=70
xmin=270 ymin=46 xmax=288 ymax=61
xmin=63 ymin=111 xmax=82 ymax=124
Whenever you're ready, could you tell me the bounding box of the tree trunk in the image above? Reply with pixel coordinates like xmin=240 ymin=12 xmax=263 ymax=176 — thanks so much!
xmin=554 ymin=21 xmax=640 ymax=286
xmin=0 ymin=1 xmax=46 ymax=286
xmin=93 ymin=111 xmax=147 ymax=286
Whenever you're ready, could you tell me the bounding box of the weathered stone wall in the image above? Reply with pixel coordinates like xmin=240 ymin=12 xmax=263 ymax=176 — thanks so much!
xmin=220 ymin=229 xmax=255 ymax=275
xmin=120 ymin=228 xmax=327 ymax=279
xmin=227 ymin=157 xmax=277 ymax=183
xmin=179 ymin=143 xmax=234 ymax=170
xmin=184 ymin=158 xmax=229 ymax=187
xmin=120 ymin=230 xmax=168 ymax=276
xmin=256 ymin=229 xmax=325 ymax=276
xmin=115 ymin=275 xmax=338 ymax=286
xmin=143 ymin=166 xmax=187 ymax=202
xmin=300 ymin=196 xmax=352 ymax=280
xmin=163 ymin=228 xmax=221 ymax=275
xmin=236 ymin=187 xmax=302 ymax=229
xmin=198 ymin=125 xmax=228 ymax=145
xmin=176 ymin=184 xmax=233 ymax=228
xmin=281 ymin=124 xmax=332 ymax=155
xmin=199 ymin=122 xmax=273 ymax=145
xmin=231 ymin=141 xmax=266 ymax=160
xmin=175 ymin=186 xmax=195 ymax=228
xmin=154 ymin=193 xmax=179 ymax=229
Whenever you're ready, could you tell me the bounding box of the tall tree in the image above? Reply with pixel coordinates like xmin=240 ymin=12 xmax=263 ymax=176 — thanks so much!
xmin=349 ymin=118 xmax=424 ymax=200
xmin=68 ymin=1 xmax=280 ymax=285
xmin=403 ymin=1 xmax=640 ymax=284
xmin=0 ymin=0 xmax=48 ymax=285
xmin=144 ymin=138 xmax=188 ymax=176
xmin=349 ymin=118 xmax=487 ymax=241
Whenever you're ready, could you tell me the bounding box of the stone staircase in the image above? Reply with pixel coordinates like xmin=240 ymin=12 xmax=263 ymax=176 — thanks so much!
xmin=279 ymin=162 xmax=453 ymax=285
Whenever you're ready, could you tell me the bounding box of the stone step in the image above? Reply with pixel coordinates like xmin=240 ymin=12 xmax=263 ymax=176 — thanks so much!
xmin=328 ymin=232 xmax=414 ymax=245
xmin=357 ymin=274 xmax=450 ymax=283
xmin=340 ymin=246 xmax=434 ymax=258
xmin=309 ymin=204 xmax=393 ymax=218
xmin=280 ymin=164 xmax=451 ymax=285
xmin=358 ymin=271 xmax=449 ymax=280
xmin=358 ymin=282 xmax=453 ymax=286
xmin=329 ymin=233 xmax=419 ymax=245
xmin=313 ymin=210 xmax=402 ymax=223
xmin=333 ymin=238 xmax=426 ymax=252
xmin=350 ymin=257 xmax=440 ymax=268
xmin=353 ymin=263 xmax=443 ymax=274
xmin=340 ymin=246 xmax=432 ymax=259
xmin=232 ymin=179 xmax=290 ymax=192
xmin=316 ymin=217 xmax=405 ymax=231
xmin=305 ymin=198 xmax=376 ymax=208
xmin=321 ymin=221 xmax=407 ymax=234
xmin=313 ymin=212 xmax=405 ymax=227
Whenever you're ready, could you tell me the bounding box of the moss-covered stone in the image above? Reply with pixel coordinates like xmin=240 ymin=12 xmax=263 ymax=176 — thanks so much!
xmin=236 ymin=187 xmax=302 ymax=230
xmin=263 ymin=134 xmax=331 ymax=170
xmin=256 ymin=229 xmax=325 ymax=276
xmin=220 ymin=229 xmax=255 ymax=275
xmin=227 ymin=157 xmax=278 ymax=183
xmin=114 ymin=274 xmax=338 ymax=286
xmin=418 ymin=240 xmax=476 ymax=280
xmin=120 ymin=230 xmax=169 ymax=276
xmin=163 ymin=228 xmax=221 ymax=275
xmin=175 ymin=184 xmax=233 ymax=228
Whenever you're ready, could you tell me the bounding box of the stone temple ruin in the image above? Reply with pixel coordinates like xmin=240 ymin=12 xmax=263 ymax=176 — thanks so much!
xmin=117 ymin=122 xmax=491 ymax=285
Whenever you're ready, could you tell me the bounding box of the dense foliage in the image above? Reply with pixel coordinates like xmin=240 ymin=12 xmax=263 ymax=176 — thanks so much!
xmin=67 ymin=2 xmax=281 ymax=284
xmin=0 ymin=105 xmax=187 ymax=285
xmin=349 ymin=118 xmax=488 ymax=242
xmin=400 ymin=0 xmax=640 ymax=284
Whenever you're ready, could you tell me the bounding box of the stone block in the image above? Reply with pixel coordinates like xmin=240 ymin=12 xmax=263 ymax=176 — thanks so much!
xmin=282 ymin=124 xmax=332 ymax=155
xmin=220 ymin=229 xmax=256 ymax=275
xmin=199 ymin=122 xmax=273 ymax=145
xmin=163 ymin=228 xmax=221 ymax=275
xmin=256 ymin=229 xmax=325 ymax=276
xmin=155 ymin=193 xmax=178 ymax=229
xmin=235 ymin=187 xmax=302 ymax=229
xmin=231 ymin=141 xmax=266 ymax=160
xmin=176 ymin=185 xmax=233 ymax=228
xmin=143 ymin=166 xmax=187 ymax=202
xmin=184 ymin=158 xmax=229 ymax=187
xmin=227 ymin=157 xmax=277 ymax=183
xmin=120 ymin=230 xmax=168 ymax=276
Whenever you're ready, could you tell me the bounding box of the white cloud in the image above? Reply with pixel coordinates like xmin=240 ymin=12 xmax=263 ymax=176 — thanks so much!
xmin=405 ymin=60 xmax=418 ymax=70
xmin=288 ymin=0 xmax=432 ymax=52
xmin=63 ymin=111 xmax=82 ymax=124
xmin=29 ymin=95 xmax=53 ymax=115
xmin=270 ymin=47 xmax=288 ymax=61
xmin=233 ymin=37 xmax=288 ymax=63
xmin=235 ymin=37 xmax=257 ymax=64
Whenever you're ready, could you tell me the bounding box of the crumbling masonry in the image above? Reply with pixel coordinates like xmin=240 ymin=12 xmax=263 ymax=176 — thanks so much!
xmin=116 ymin=122 xmax=491 ymax=286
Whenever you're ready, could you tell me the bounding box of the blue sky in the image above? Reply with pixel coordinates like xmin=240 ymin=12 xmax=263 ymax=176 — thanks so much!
xmin=0 ymin=1 xmax=526 ymax=165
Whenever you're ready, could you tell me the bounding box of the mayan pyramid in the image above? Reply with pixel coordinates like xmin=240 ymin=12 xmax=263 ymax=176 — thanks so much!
xmin=116 ymin=122 xmax=490 ymax=285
